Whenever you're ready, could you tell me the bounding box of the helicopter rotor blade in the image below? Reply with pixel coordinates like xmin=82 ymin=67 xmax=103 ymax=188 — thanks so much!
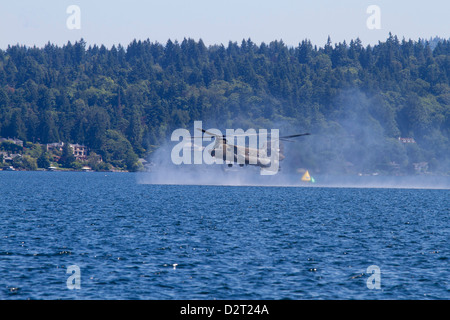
xmin=194 ymin=128 xmax=310 ymax=141
xmin=279 ymin=133 xmax=311 ymax=139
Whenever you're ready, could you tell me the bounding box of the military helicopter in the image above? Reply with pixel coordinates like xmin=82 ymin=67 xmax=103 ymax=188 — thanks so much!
xmin=195 ymin=128 xmax=310 ymax=175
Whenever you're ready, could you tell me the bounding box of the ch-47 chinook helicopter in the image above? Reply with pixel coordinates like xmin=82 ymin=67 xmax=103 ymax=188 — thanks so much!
xmin=195 ymin=128 xmax=310 ymax=175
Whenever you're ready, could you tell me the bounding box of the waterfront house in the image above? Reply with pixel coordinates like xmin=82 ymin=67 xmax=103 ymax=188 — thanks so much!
xmin=0 ymin=137 xmax=23 ymax=147
xmin=46 ymin=142 xmax=88 ymax=160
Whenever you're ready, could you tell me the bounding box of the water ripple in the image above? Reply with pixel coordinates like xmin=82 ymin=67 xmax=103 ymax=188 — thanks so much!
xmin=0 ymin=172 xmax=448 ymax=299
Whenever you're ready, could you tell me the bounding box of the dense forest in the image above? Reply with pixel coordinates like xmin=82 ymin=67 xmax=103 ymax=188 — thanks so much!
xmin=0 ymin=34 xmax=449 ymax=174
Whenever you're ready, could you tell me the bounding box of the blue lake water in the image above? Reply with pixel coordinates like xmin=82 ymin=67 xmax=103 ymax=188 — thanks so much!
xmin=0 ymin=171 xmax=448 ymax=299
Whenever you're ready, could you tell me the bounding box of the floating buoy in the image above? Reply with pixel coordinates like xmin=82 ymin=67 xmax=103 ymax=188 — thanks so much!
xmin=301 ymin=170 xmax=315 ymax=183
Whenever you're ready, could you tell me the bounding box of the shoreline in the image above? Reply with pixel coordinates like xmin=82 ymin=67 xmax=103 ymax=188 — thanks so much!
xmin=1 ymin=167 xmax=448 ymax=176
xmin=0 ymin=167 xmax=131 ymax=173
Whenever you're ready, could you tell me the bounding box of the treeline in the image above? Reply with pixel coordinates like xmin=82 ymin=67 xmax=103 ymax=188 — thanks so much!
xmin=0 ymin=34 xmax=449 ymax=173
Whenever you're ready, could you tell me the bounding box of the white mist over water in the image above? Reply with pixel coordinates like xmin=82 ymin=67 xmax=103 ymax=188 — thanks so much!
xmin=137 ymin=169 xmax=450 ymax=189
xmin=137 ymin=143 xmax=450 ymax=189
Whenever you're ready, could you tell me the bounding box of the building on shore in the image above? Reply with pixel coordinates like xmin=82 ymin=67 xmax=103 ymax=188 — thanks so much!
xmin=0 ymin=151 xmax=22 ymax=164
xmin=46 ymin=142 xmax=88 ymax=161
xmin=70 ymin=143 xmax=88 ymax=160
xmin=0 ymin=137 xmax=24 ymax=147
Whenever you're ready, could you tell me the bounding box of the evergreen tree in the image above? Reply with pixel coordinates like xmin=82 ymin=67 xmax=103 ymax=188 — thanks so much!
xmin=59 ymin=143 xmax=76 ymax=168
xmin=0 ymin=35 xmax=448 ymax=173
